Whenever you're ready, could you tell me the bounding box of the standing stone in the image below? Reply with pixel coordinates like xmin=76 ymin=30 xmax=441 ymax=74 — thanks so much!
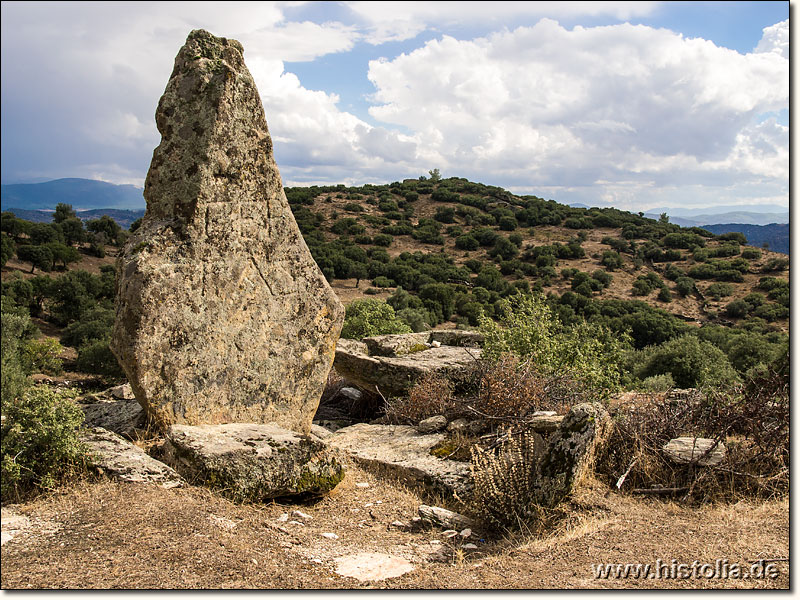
xmin=111 ymin=30 xmax=344 ymax=434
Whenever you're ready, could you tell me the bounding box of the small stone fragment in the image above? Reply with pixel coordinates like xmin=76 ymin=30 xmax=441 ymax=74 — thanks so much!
xmin=418 ymin=415 xmax=448 ymax=434
xmin=443 ymin=530 xmax=459 ymax=538
xmin=321 ymin=532 xmax=339 ymax=540
xmin=460 ymin=528 xmax=472 ymax=538
xmin=461 ymin=543 xmax=478 ymax=550
xmin=339 ymin=387 xmax=363 ymax=402
xmin=109 ymin=383 xmax=135 ymax=400
xmin=334 ymin=553 xmax=414 ymax=582
xmin=355 ymin=482 xmax=370 ymax=488
xmin=446 ymin=418 xmax=469 ymax=433
xmin=276 ymin=513 xmax=289 ymax=523
xmin=293 ymin=510 xmax=313 ymax=521
xmin=663 ymin=437 xmax=726 ymax=467
xmin=418 ymin=505 xmax=477 ymax=530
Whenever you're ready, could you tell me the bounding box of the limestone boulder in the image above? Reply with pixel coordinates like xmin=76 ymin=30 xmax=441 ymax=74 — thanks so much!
xmin=328 ymin=423 xmax=472 ymax=498
xmin=111 ymin=29 xmax=343 ymax=434
xmin=334 ymin=335 xmax=481 ymax=397
xmin=162 ymin=423 xmax=346 ymax=500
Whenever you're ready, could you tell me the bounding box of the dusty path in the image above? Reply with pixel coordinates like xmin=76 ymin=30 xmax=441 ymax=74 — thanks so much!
xmin=0 ymin=468 xmax=788 ymax=589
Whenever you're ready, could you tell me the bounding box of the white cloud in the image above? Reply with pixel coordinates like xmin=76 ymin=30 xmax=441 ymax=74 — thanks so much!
xmin=346 ymin=1 xmax=661 ymax=44
xmin=365 ymin=19 xmax=788 ymax=208
xmin=754 ymin=18 xmax=789 ymax=59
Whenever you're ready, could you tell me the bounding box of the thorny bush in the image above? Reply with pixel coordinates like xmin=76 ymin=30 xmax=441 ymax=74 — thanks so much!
xmin=596 ymin=349 xmax=788 ymax=501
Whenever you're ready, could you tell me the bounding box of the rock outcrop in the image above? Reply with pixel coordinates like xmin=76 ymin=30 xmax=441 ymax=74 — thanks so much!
xmin=162 ymin=423 xmax=345 ymax=500
xmin=328 ymin=423 xmax=472 ymax=498
xmin=80 ymin=427 xmax=185 ymax=488
xmin=111 ymin=30 xmax=343 ymax=434
xmin=334 ymin=332 xmax=482 ymax=397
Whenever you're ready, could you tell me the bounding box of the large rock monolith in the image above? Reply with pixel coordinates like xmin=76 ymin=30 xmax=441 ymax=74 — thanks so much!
xmin=111 ymin=30 xmax=344 ymax=434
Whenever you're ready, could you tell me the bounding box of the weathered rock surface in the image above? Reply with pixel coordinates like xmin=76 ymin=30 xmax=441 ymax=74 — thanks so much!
xmin=534 ymin=402 xmax=611 ymax=507
xmin=663 ymin=437 xmax=726 ymax=467
xmin=111 ymin=29 xmax=343 ymax=434
xmin=334 ymin=552 xmax=414 ymax=582
xmin=1 ymin=507 xmax=30 ymax=546
xmin=417 ymin=415 xmax=448 ymax=434
xmin=80 ymin=427 xmax=185 ymax=488
xmin=162 ymin=423 xmax=346 ymax=500
xmin=109 ymin=383 xmax=136 ymax=400
xmin=418 ymin=505 xmax=477 ymax=531
xmin=80 ymin=397 xmax=147 ymax=438
xmin=328 ymin=423 xmax=472 ymax=498
xmin=334 ymin=334 xmax=481 ymax=397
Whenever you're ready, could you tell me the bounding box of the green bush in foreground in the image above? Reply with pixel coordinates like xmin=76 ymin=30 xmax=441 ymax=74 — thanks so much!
xmin=1 ymin=385 xmax=88 ymax=501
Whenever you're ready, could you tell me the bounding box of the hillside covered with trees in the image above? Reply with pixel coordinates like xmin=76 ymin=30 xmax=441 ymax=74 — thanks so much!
xmin=1 ymin=173 xmax=789 ymax=393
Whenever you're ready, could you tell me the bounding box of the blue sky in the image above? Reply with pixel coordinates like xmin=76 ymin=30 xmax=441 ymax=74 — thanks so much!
xmin=0 ymin=1 xmax=789 ymax=212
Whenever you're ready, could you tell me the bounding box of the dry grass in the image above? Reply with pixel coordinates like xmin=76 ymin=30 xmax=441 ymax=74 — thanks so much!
xmin=0 ymin=471 xmax=787 ymax=589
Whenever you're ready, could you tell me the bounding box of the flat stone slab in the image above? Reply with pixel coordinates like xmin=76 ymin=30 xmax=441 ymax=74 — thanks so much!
xmin=334 ymin=552 xmax=414 ymax=582
xmin=663 ymin=437 xmax=726 ymax=466
xmin=163 ymin=423 xmax=346 ymax=500
xmin=334 ymin=339 xmax=481 ymax=397
xmin=328 ymin=423 xmax=472 ymax=498
xmin=80 ymin=397 xmax=147 ymax=438
xmin=1 ymin=507 xmax=31 ymax=546
xmin=80 ymin=427 xmax=185 ymax=488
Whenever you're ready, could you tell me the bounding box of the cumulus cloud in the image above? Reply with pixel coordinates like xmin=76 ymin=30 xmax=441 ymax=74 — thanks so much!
xmin=0 ymin=2 xmax=366 ymax=185
xmin=754 ymin=18 xmax=789 ymax=59
xmin=365 ymin=19 xmax=788 ymax=209
xmin=346 ymin=1 xmax=661 ymax=44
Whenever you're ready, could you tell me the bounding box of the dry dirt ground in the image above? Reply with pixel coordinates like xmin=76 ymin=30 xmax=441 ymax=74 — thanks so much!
xmin=0 ymin=467 xmax=788 ymax=590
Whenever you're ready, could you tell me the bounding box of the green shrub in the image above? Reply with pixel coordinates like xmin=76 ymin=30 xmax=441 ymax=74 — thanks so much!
xmin=340 ymin=299 xmax=412 ymax=339
xmin=20 ymin=338 xmax=64 ymax=375
xmin=455 ymin=234 xmax=479 ymax=250
xmin=76 ymin=339 xmax=124 ymax=378
xmin=1 ymin=312 xmax=31 ymax=405
xmin=634 ymin=334 xmax=740 ymax=389
xmin=638 ymin=373 xmax=675 ymax=393
xmin=705 ymin=282 xmax=734 ymax=300
xmin=741 ymin=248 xmax=761 ymax=260
xmin=1 ymin=385 xmax=88 ymax=500
xmin=479 ymin=294 xmax=629 ymax=393
xmin=675 ymin=276 xmax=695 ymax=297
xmin=396 ymin=308 xmax=431 ymax=332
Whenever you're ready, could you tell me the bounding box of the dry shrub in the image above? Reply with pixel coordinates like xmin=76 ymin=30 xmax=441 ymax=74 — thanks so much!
xmin=384 ymin=372 xmax=454 ymax=424
xmin=469 ymin=354 xmax=589 ymax=420
xmin=596 ymin=355 xmax=788 ymax=501
xmin=469 ymin=427 xmax=550 ymax=529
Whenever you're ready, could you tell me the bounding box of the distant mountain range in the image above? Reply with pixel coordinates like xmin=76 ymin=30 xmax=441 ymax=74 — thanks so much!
xmin=702 ymin=223 xmax=789 ymax=255
xmin=568 ymin=201 xmax=788 ymax=227
xmin=1 ymin=178 xmax=145 ymax=211
xmin=4 ymin=207 xmax=145 ymax=229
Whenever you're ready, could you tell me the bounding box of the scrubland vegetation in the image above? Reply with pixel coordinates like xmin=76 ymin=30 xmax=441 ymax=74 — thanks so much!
xmin=0 ymin=175 xmax=790 ymax=508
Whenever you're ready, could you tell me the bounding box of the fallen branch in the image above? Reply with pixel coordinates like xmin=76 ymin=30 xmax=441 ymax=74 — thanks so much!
xmin=631 ymin=487 xmax=689 ymax=495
